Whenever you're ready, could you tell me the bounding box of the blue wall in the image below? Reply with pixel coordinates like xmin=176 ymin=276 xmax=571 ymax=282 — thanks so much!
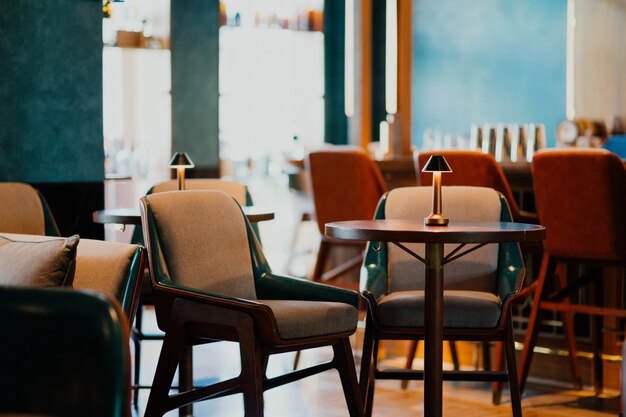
xmin=0 ymin=0 xmax=104 ymax=182
xmin=412 ymin=0 xmax=567 ymax=148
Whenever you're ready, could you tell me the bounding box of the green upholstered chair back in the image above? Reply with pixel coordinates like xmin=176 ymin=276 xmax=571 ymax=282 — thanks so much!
xmin=0 ymin=287 xmax=130 ymax=417
xmin=143 ymin=190 xmax=257 ymax=300
xmin=0 ymin=182 xmax=60 ymax=236
xmin=0 ymin=233 xmax=143 ymax=326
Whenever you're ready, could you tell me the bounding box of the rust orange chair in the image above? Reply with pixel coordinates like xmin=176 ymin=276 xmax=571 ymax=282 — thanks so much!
xmin=306 ymin=148 xmax=387 ymax=287
xmin=518 ymin=149 xmax=626 ymax=396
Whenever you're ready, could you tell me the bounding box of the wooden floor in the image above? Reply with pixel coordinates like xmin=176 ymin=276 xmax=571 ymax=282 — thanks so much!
xmin=136 ymin=309 xmax=619 ymax=417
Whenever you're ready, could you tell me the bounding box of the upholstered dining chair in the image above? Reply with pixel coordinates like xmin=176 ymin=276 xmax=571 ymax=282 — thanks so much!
xmin=0 ymin=182 xmax=60 ymax=236
xmin=517 ymin=149 xmax=626 ymax=396
xmin=140 ymin=190 xmax=363 ymax=417
xmin=306 ymin=148 xmax=387 ymax=286
xmin=359 ymin=186 xmax=525 ymax=417
xmin=0 ymin=287 xmax=131 ymax=417
xmin=130 ymin=178 xmax=257 ymax=408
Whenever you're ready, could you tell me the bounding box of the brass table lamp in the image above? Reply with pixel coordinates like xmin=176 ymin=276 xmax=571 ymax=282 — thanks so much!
xmin=422 ymin=155 xmax=452 ymax=225
xmin=169 ymin=152 xmax=194 ymax=191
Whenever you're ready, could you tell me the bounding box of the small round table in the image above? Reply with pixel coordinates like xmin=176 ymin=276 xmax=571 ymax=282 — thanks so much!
xmin=325 ymin=219 xmax=546 ymax=417
xmin=93 ymin=206 xmax=274 ymax=225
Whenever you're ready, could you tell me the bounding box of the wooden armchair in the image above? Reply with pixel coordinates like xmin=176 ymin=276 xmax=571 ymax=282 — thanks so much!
xmin=359 ymin=186 xmax=525 ymax=417
xmin=140 ymin=190 xmax=363 ymax=417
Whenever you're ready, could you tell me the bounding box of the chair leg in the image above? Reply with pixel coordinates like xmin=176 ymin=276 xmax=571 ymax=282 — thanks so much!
xmin=401 ymin=340 xmax=419 ymax=389
xmin=364 ymin=339 xmax=380 ymax=417
xmin=292 ymin=350 xmax=301 ymax=371
xmin=311 ymin=240 xmax=329 ymax=282
xmin=333 ymin=338 xmax=365 ymax=417
xmin=359 ymin=314 xmax=375 ymax=402
xmin=557 ymin=265 xmax=583 ymax=390
xmin=178 ymin=347 xmax=193 ymax=417
xmin=145 ymin=331 xmax=185 ymax=417
xmin=492 ymin=341 xmax=505 ymax=405
xmin=133 ymin=305 xmax=143 ymax=411
xmin=402 ymin=340 xmax=458 ymax=390
xmin=504 ymin=314 xmax=522 ymax=417
xmin=239 ymin=319 xmax=264 ymax=417
xmin=481 ymin=341 xmax=491 ymax=371
xmin=593 ymin=271 xmax=604 ymax=394
xmin=518 ymin=254 xmax=556 ymax=394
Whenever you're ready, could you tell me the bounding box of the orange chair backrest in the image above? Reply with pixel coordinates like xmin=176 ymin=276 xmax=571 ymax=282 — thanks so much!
xmin=417 ymin=150 xmax=521 ymax=220
xmin=532 ymin=149 xmax=626 ymax=262
xmin=307 ymin=148 xmax=387 ymax=234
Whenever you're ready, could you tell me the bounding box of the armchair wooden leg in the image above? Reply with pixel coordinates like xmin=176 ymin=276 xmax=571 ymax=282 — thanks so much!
xmin=133 ymin=306 xmax=143 ymax=411
xmin=364 ymin=340 xmax=380 ymax=417
xmin=481 ymin=341 xmax=491 ymax=371
xmin=145 ymin=331 xmax=185 ymax=417
xmin=333 ymin=338 xmax=365 ymax=417
xmin=492 ymin=341 xmax=505 ymax=405
xmin=359 ymin=315 xmax=375 ymax=403
xmin=519 ymin=254 xmax=556 ymax=394
xmin=401 ymin=340 xmax=460 ymax=390
xmin=239 ymin=317 xmax=264 ymax=417
xmin=401 ymin=340 xmax=419 ymax=389
xmin=504 ymin=314 xmax=522 ymax=417
xmin=178 ymin=347 xmax=193 ymax=417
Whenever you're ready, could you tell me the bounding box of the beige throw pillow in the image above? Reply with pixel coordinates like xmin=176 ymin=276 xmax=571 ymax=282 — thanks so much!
xmin=0 ymin=235 xmax=79 ymax=287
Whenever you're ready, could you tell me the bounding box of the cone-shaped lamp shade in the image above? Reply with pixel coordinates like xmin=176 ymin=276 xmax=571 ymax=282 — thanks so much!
xmin=421 ymin=155 xmax=452 ymax=173
xmin=169 ymin=152 xmax=195 ymax=168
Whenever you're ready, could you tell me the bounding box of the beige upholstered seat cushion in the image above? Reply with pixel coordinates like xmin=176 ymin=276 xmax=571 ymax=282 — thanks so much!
xmin=147 ymin=191 xmax=257 ymax=300
xmin=385 ymin=186 xmax=501 ymax=294
xmin=260 ymin=299 xmax=358 ymax=340
xmin=0 ymin=183 xmax=45 ymax=235
xmin=377 ymin=290 xmax=501 ymax=328
xmin=0 ymin=234 xmax=79 ymax=287
xmin=151 ymin=179 xmax=247 ymax=205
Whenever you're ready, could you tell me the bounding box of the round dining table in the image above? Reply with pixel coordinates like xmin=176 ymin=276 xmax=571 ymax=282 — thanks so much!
xmin=93 ymin=206 xmax=274 ymax=225
xmin=325 ymin=219 xmax=546 ymax=417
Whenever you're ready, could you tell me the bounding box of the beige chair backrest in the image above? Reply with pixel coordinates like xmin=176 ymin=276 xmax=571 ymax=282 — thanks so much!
xmin=151 ymin=179 xmax=247 ymax=205
xmin=0 ymin=183 xmax=45 ymax=235
xmin=385 ymin=186 xmax=501 ymax=293
xmin=145 ymin=190 xmax=256 ymax=300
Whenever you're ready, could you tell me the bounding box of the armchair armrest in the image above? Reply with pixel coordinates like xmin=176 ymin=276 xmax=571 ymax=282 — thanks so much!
xmin=360 ymin=264 xmax=388 ymax=300
xmin=255 ymin=272 xmax=359 ymax=307
xmin=157 ymin=280 xmax=266 ymax=309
